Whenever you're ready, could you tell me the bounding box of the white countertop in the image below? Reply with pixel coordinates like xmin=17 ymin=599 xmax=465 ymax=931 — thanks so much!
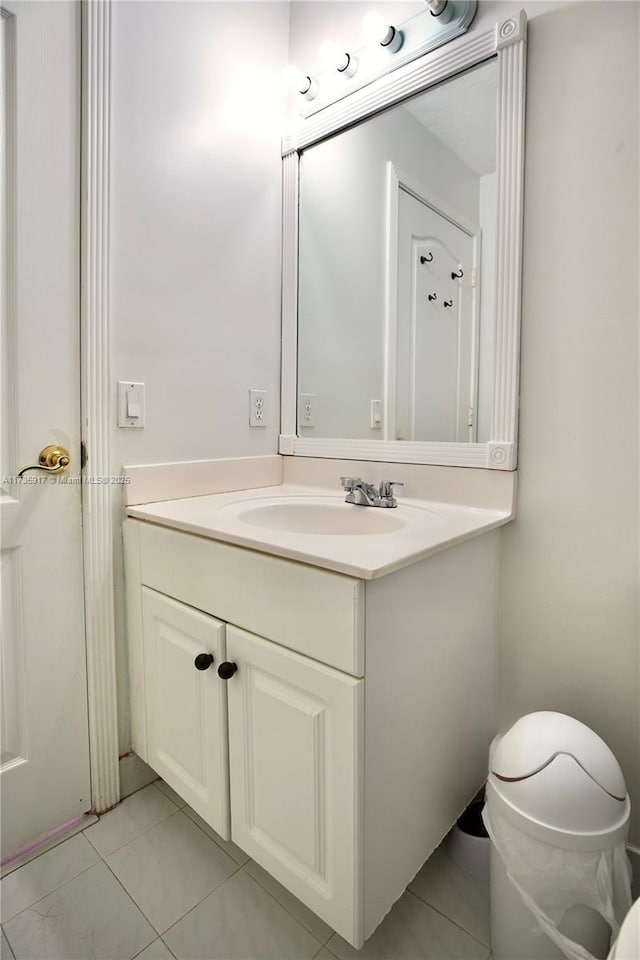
xmin=126 ymin=483 xmax=511 ymax=579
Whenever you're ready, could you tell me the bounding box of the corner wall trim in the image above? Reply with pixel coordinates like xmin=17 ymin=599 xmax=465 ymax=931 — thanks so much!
xmin=81 ymin=0 xmax=120 ymax=813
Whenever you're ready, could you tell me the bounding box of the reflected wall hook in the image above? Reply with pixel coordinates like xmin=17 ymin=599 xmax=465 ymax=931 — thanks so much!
xmin=451 ymin=268 xmax=463 ymax=279
xmin=428 ymin=293 xmax=437 ymax=301
xmin=443 ymin=299 xmax=453 ymax=308
xmin=420 ymin=253 xmax=433 ymax=264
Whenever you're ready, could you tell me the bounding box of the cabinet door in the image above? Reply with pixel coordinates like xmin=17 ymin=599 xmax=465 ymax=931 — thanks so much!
xmin=225 ymin=625 xmax=364 ymax=946
xmin=142 ymin=588 xmax=230 ymax=838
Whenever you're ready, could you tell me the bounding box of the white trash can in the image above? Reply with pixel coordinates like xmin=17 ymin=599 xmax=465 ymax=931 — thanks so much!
xmin=608 ymin=896 xmax=639 ymax=960
xmin=483 ymin=712 xmax=633 ymax=960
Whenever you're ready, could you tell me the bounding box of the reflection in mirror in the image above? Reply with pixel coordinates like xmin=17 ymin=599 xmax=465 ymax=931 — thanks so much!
xmin=297 ymin=59 xmax=497 ymax=443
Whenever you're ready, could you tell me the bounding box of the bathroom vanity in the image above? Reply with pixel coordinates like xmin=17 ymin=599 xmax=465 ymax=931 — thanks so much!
xmin=124 ymin=464 xmax=513 ymax=948
xmin=123 ymin=6 xmax=526 ymax=948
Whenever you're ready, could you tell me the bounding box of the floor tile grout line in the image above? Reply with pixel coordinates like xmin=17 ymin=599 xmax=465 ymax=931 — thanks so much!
xmin=83 ymin=798 xmax=182 ymax=859
xmin=157 ymin=861 xmax=246 ymax=941
xmin=95 ymin=806 xmax=231 ymax=944
xmin=5 ymin=821 xmax=329 ymax=956
xmin=1 ymin=921 xmax=17 ymax=958
xmin=101 ymin=776 xmax=244 ymax=868
xmin=159 ymin=935 xmax=178 ymax=960
xmin=312 ymin=942 xmax=334 ymax=960
xmin=120 ymin=779 xmax=161 ymax=803
xmin=314 ymin=937 xmax=341 ymax=960
xmin=152 ymin=781 xmax=187 ymax=808
xmin=180 ymin=807 xmax=247 ymax=867
xmin=405 ymin=889 xmax=492 ymax=952
xmin=101 ymin=849 xmax=170 ymax=939
xmin=1 ymin=848 xmax=488 ymax=960
xmin=86 ymin=793 xmax=257 ymax=939
xmin=135 ymin=806 xmax=331 ymax=947
xmin=159 ymin=864 xmax=325 ymax=956
xmin=130 ymin=935 xmax=177 ymax=960
xmin=0 ymin=857 xmax=103 ymax=927
xmin=4 ymin=788 xmax=494 ymax=960
xmin=244 ymin=862 xmax=334 ymax=946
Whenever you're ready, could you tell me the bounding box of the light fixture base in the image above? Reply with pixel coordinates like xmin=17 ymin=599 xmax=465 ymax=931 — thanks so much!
xmin=298 ymin=0 xmax=477 ymax=119
xmin=381 ymin=27 xmax=404 ymax=55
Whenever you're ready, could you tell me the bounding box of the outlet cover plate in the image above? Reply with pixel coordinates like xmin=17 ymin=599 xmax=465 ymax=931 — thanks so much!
xmin=249 ymin=389 xmax=268 ymax=427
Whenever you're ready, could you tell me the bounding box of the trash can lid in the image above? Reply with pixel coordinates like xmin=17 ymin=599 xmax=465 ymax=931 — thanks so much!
xmin=491 ymin=712 xmax=626 ymax=800
xmin=487 ymin=713 xmax=630 ymax=843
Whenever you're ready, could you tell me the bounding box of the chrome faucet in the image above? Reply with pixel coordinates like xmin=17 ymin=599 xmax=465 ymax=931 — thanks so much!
xmin=340 ymin=476 xmax=404 ymax=508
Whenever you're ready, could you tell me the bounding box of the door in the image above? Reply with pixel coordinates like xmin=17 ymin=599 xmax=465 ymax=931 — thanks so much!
xmin=225 ymin=625 xmax=363 ymax=945
xmin=396 ymin=188 xmax=479 ymax=442
xmin=0 ymin=1 xmax=90 ymax=857
xmin=142 ymin=588 xmax=230 ymax=838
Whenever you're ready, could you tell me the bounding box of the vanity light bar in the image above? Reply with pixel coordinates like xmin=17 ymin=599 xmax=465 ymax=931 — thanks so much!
xmin=284 ymin=66 xmax=318 ymax=101
xmin=425 ymin=0 xmax=454 ymax=21
xmin=337 ymin=53 xmax=358 ymax=78
xmin=299 ymin=76 xmax=318 ymax=100
xmin=363 ymin=13 xmax=404 ymax=54
xmin=379 ymin=27 xmax=404 ymax=54
xmin=321 ymin=39 xmax=359 ymax=79
xmin=294 ymin=1 xmax=477 ymax=117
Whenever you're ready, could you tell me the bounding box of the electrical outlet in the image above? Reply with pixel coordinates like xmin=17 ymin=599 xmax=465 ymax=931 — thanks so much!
xmin=249 ymin=389 xmax=267 ymax=427
xmin=298 ymin=393 xmax=315 ymax=428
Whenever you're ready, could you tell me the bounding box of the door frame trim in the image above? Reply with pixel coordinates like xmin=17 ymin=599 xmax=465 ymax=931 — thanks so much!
xmin=384 ymin=162 xmax=481 ymax=444
xmin=81 ymin=0 xmax=120 ymax=813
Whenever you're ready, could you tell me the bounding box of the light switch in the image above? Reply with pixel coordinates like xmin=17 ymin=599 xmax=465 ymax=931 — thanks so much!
xmin=126 ymin=391 xmax=141 ymax=419
xmin=118 ymin=381 xmax=145 ymax=428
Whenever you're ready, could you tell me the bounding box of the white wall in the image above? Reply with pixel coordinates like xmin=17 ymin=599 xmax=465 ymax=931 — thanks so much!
xmin=290 ymin=0 xmax=640 ymax=845
xmin=498 ymin=0 xmax=640 ymax=845
xmin=110 ymin=1 xmax=288 ymax=468
xmin=110 ymin=1 xmax=289 ymax=751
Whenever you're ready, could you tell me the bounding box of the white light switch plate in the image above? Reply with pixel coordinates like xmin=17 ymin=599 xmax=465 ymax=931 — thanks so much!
xmin=118 ymin=381 xmax=145 ymax=428
xmin=370 ymin=399 xmax=383 ymax=430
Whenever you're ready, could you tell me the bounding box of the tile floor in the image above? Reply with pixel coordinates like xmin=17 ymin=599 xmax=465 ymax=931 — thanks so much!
xmin=0 ymin=776 xmax=492 ymax=960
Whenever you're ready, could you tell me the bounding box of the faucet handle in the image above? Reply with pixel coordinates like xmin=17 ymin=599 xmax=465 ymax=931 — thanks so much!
xmin=340 ymin=476 xmax=361 ymax=490
xmin=379 ymin=480 xmax=404 ymax=499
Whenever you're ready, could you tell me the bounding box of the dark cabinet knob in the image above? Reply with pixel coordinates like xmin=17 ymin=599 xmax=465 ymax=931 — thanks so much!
xmin=194 ymin=653 xmax=214 ymax=671
xmin=217 ymin=661 xmax=237 ymax=680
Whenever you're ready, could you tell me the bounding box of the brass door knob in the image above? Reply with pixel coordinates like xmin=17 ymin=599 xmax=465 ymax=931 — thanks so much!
xmin=18 ymin=445 xmax=71 ymax=477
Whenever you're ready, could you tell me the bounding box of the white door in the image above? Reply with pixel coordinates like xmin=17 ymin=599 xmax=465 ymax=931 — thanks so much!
xmin=396 ymin=188 xmax=479 ymax=442
xmin=0 ymin=1 xmax=90 ymax=858
xmin=225 ymin=625 xmax=363 ymax=945
xmin=142 ymin=589 xmax=230 ymax=838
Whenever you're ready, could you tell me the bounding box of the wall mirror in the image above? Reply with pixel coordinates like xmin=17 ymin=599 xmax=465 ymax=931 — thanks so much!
xmin=280 ymin=13 xmax=527 ymax=470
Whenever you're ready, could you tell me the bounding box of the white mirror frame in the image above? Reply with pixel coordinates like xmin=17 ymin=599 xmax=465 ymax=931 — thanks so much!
xmin=280 ymin=11 xmax=527 ymax=470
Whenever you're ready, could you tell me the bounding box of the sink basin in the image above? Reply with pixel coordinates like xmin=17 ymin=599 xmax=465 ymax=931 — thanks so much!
xmin=231 ymin=501 xmax=406 ymax=536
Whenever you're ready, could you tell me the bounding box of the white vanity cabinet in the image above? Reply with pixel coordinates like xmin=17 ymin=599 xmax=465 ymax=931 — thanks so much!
xmin=141 ymin=588 xmax=230 ymax=837
xmin=225 ymin=625 xmax=362 ymax=939
xmin=124 ymin=516 xmax=499 ymax=948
